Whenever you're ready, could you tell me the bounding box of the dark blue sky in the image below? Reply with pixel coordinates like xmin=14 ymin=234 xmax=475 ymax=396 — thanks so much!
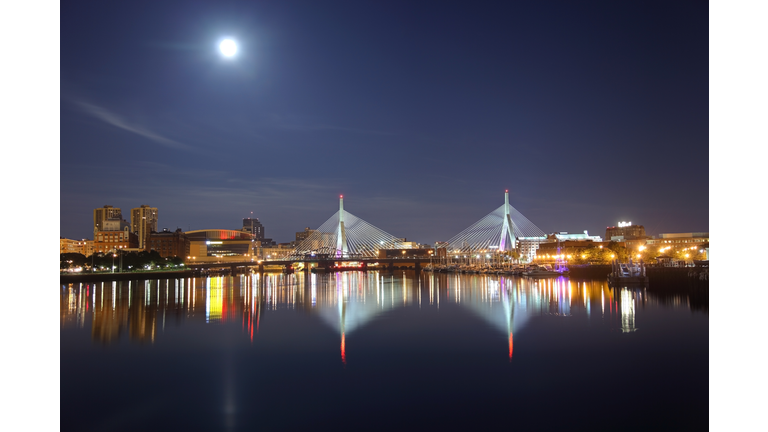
xmin=60 ymin=0 xmax=708 ymax=244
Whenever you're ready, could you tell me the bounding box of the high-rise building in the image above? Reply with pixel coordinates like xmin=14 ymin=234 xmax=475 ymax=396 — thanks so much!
xmin=243 ymin=217 xmax=265 ymax=240
xmin=93 ymin=205 xmax=122 ymax=233
xmin=131 ymin=205 xmax=158 ymax=250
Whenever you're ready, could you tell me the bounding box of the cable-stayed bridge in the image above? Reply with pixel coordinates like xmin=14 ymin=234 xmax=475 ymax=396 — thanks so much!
xmin=446 ymin=190 xmax=547 ymax=254
xmin=289 ymin=195 xmax=401 ymax=260
xmin=187 ymin=192 xmax=547 ymax=272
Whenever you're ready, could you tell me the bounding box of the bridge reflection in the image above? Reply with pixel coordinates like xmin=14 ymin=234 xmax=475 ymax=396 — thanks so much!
xmin=61 ymin=272 xmax=670 ymax=359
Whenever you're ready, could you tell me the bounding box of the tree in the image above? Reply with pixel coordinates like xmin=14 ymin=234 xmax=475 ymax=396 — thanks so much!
xmin=605 ymin=242 xmax=628 ymax=262
xmin=60 ymin=253 xmax=87 ymax=270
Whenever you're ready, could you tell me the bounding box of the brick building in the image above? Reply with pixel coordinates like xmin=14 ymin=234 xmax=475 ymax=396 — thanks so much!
xmin=149 ymin=228 xmax=190 ymax=259
xmin=93 ymin=226 xmax=139 ymax=254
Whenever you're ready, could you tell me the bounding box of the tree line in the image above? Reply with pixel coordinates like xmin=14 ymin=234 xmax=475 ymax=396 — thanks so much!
xmin=60 ymin=250 xmax=185 ymax=272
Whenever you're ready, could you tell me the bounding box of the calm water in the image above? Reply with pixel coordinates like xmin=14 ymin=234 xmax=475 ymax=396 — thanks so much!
xmin=60 ymin=271 xmax=708 ymax=431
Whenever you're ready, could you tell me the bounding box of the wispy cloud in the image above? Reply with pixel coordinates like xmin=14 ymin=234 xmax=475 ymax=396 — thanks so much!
xmin=76 ymin=101 xmax=195 ymax=152
xmin=250 ymin=113 xmax=398 ymax=137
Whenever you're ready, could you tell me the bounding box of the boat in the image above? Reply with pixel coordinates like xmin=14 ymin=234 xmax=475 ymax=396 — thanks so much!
xmin=607 ymin=258 xmax=648 ymax=287
xmin=523 ymin=265 xmax=562 ymax=277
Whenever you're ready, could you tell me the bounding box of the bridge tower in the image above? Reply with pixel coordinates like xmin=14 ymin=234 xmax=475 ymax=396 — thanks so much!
xmin=498 ymin=190 xmax=517 ymax=251
xmin=336 ymin=195 xmax=348 ymax=257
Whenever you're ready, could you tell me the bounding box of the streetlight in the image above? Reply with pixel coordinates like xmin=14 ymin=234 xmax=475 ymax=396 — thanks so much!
xmin=112 ymin=253 xmax=117 ymax=273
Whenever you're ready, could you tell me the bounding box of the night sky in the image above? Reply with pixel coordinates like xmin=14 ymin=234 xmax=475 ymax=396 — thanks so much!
xmin=60 ymin=0 xmax=709 ymax=244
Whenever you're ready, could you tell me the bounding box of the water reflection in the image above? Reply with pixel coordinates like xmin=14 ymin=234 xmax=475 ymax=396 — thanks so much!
xmin=61 ymin=272 xmax=703 ymax=355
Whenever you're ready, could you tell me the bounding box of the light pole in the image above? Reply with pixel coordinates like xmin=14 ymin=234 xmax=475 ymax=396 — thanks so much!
xmin=112 ymin=253 xmax=117 ymax=273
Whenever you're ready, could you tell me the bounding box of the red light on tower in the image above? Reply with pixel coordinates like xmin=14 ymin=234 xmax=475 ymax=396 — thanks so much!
xmin=505 ymin=189 xmax=508 ymax=193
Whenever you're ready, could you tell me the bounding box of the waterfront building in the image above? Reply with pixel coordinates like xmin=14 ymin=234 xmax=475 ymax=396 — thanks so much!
xmin=532 ymin=231 xmax=603 ymax=260
xmin=131 ymin=205 xmax=158 ymax=251
xmin=377 ymin=248 xmax=435 ymax=259
xmin=606 ymin=222 xmax=646 ymax=241
xmin=185 ymin=229 xmax=255 ymax=263
xmin=93 ymin=205 xmax=122 ymax=233
xmin=93 ymin=222 xmax=139 ymax=254
xmin=535 ymin=240 xmax=613 ymax=257
xmin=518 ymin=237 xmax=546 ymax=262
xmin=60 ymin=238 xmax=93 ymax=256
xmin=258 ymin=244 xmax=295 ymax=260
xmin=149 ymin=228 xmax=190 ymax=259
xmin=645 ymin=232 xmax=709 ymax=248
xmin=549 ymin=231 xmax=603 ymax=242
xmin=60 ymin=237 xmax=79 ymax=254
xmin=605 ymin=222 xmax=650 ymax=250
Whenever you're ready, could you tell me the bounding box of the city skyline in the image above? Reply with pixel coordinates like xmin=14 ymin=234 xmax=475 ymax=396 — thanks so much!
xmin=63 ymin=193 xmax=702 ymax=245
xmin=60 ymin=1 xmax=708 ymax=244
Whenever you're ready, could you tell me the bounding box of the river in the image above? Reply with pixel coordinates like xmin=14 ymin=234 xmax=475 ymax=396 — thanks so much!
xmin=60 ymin=271 xmax=708 ymax=431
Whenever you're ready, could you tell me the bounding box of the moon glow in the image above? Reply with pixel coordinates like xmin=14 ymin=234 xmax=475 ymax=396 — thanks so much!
xmin=219 ymin=39 xmax=238 ymax=57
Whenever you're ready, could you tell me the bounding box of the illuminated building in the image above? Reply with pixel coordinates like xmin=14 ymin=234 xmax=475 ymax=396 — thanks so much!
xmin=518 ymin=237 xmax=547 ymax=262
xmin=645 ymin=232 xmax=709 ymax=247
xmin=93 ymin=205 xmax=122 ymax=233
xmin=533 ymin=231 xmax=603 ymax=259
xmin=93 ymin=225 xmax=139 ymax=254
xmin=606 ymin=222 xmax=646 ymax=240
xmin=131 ymin=205 xmax=158 ymax=250
xmin=548 ymin=230 xmax=603 ymax=242
xmin=377 ymin=248 xmax=435 ymax=258
xmin=605 ymin=222 xmax=650 ymax=249
xmin=60 ymin=238 xmax=93 ymax=256
xmin=259 ymin=244 xmax=295 ymax=260
xmin=185 ymin=229 xmax=256 ymax=262
xmin=536 ymin=239 xmax=612 ymax=256
xmin=149 ymin=228 xmax=190 ymax=259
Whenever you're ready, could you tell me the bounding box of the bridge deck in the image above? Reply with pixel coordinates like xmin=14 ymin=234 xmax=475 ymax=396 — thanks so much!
xmin=187 ymin=257 xmax=435 ymax=269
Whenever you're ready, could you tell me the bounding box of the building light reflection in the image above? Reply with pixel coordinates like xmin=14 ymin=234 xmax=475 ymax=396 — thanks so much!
xmin=60 ymin=272 xmax=683 ymax=354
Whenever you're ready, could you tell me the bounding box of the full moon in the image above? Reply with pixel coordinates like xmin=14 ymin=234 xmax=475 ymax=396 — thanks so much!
xmin=219 ymin=39 xmax=237 ymax=57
